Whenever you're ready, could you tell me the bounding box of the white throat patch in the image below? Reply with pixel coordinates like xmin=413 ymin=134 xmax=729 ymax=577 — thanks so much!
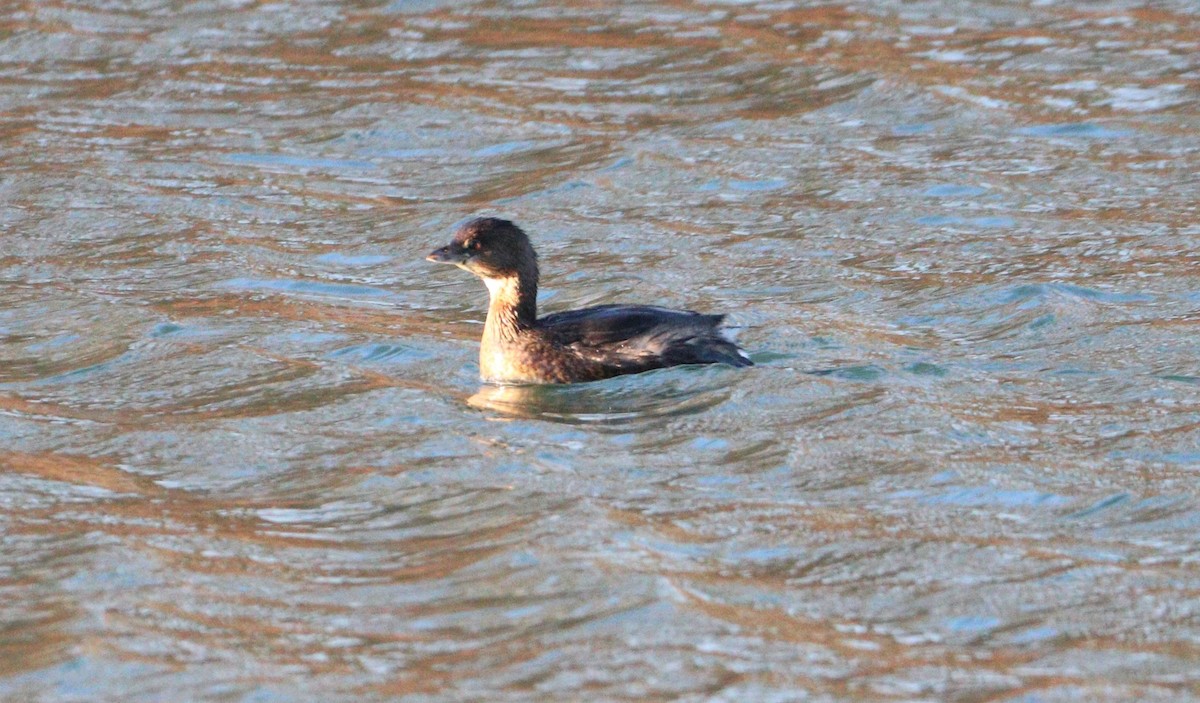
xmin=483 ymin=276 xmax=520 ymax=299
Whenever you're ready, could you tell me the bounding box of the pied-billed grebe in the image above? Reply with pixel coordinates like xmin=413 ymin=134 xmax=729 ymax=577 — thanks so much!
xmin=427 ymin=217 xmax=752 ymax=384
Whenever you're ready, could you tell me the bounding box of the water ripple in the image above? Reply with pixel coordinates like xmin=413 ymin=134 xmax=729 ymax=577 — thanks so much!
xmin=3 ymin=0 xmax=1199 ymax=700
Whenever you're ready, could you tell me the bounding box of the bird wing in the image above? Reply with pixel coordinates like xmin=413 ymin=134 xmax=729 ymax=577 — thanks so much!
xmin=539 ymin=304 xmax=749 ymax=371
xmin=539 ymin=305 xmax=722 ymax=348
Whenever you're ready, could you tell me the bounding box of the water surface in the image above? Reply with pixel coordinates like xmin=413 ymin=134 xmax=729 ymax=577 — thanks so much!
xmin=2 ymin=1 xmax=1199 ymax=701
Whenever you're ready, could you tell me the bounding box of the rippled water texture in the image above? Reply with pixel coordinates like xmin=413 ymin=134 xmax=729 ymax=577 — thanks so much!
xmin=2 ymin=1 xmax=1199 ymax=700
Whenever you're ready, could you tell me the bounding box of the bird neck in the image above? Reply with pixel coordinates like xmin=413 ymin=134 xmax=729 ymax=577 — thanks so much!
xmin=483 ymin=271 xmax=538 ymax=336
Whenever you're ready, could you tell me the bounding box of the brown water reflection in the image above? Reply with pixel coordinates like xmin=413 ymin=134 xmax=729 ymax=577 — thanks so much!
xmin=2 ymin=0 xmax=1200 ymax=701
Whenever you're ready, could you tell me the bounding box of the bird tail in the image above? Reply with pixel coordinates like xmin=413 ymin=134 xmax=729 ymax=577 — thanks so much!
xmin=659 ymin=315 xmax=753 ymax=368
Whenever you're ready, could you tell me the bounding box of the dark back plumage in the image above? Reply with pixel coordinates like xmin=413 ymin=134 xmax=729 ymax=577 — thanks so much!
xmin=539 ymin=304 xmax=751 ymax=376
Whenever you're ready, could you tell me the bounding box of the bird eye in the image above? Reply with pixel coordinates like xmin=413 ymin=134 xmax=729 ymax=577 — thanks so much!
xmin=466 ymin=240 xmax=480 ymax=250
